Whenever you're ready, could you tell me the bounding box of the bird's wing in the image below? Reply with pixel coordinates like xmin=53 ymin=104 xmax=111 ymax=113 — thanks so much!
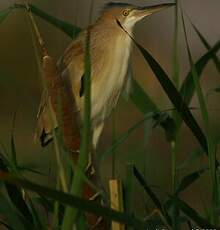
xmin=35 ymin=34 xmax=85 ymax=147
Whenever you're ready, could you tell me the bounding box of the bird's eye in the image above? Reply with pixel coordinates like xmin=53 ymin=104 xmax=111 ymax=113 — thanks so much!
xmin=122 ymin=9 xmax=130 ymax=16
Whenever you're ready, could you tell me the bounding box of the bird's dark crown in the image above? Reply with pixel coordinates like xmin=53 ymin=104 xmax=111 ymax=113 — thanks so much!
xmin=103 ymin=2 xmax=135 ymax=11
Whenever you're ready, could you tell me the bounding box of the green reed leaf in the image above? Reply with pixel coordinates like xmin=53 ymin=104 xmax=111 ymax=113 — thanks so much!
xmin=10 ymin=113 xmax=17 ymax=168
xmin=98 ymin=112 xmax=155 ymax=164
xmin=62 ymin=30 xmax=92 ymax=230
xmin=180 ymin=40 xmax=220 ymax=107
xmin=0 ymin=171 xmax=146 ymax=229
xmin=0 ymin=194 xmax=27 ymax=230
xmin=5 ymin=183 xmax=34 ymax=225
xmin=177 ymin=148 xmax=204 ymax=171
xmin=124 ymin=163 xmax=134 ymax=217
xmin=189 ymin=17 xmax=220 ymax=73
xmin=182 ymin=10 xmax=217 ymax=224
xmin=0 ymin=7 xmax=12 ymax=24
xmin=175 ymin=167 xmax=207 ymax=195
xmin=133 ymin=166 xmax=172 ymax=226
xmin=129 ymin=78 xmax=158 ymax=113
xmin=128 ymin=76 xmax=176 ymax=141
xmin=0 ymin=152 xmax=34 ymax=226
xmin=13 ymin=3 xmax=81 ymax=39
xmin=170 ymin=196 xmax=216 ymax=229
xmin=125 ymin=29 xmax=208 ymax=154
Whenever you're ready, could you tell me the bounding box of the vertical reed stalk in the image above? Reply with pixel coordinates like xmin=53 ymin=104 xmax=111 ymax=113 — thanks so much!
xmin=171 ymin=0 xmax=180 ymax=193
xmin=112 ymin=109 xmax=117 ymax=179
xmin=171 ymin=1 xmax=180 ymax=229
xmin=24 ymin=4 xmax=68 ymax=192
xmin=61 ymin=29 xmax=91 ymax=230
xmin=181 ymin=10 xmax=218 ymax=225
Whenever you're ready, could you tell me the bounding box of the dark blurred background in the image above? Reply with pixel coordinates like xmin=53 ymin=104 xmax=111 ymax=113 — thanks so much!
xmin=0 ymin=0 xmax=220 ymax=218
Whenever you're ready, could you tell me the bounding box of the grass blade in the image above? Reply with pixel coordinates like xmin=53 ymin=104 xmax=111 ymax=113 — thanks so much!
xmin=188 ymin=17 xmax=220 ymax=73
xmin=98 ymin=112 xmax=155 ymax=164
xmin=0 ymin=171 xmax=146 ymax=229
xmin=129 ymin=78 xmax=158 ymax=113
xmin=0 ymin=194 xmax=27 ymax=230
xmin=28 ymin=199 xmax=45 ymax=230
xmin=177 ymin=148 xmax=203 ymax=170
xmin=5 ymin=183 xmax=34 ymax=225
xmin=175 ymin=167 xmax=207 ymax=195
xmin=170 ymin=196 xmax=216 ymax=229
xmin=180 ymin=40 xmax=220 ymax=106
xmin=0 ymin=220 xmax=13 ymax=230
xmin=136 ymin=43 xmax=208 ymax=152
xmin=0 ymin=7 xmax=12 ymax=24
xmin=175 ymin=41 xmax=220 ymax=195
xmin=0 ymin=152 xmax=34 ymax=225
xmin=128 ymin=78 xmax=176 ymax=141
xmin=133 ymin=166 xmax=172 ymax=226
xmin=171 ymin=2 xmax=181 ymax=228
xmin=117 ymin=22 xmax=209 ymax=154
xmin=13 ymin=3 xmax=81 ymax=39
xmin=10 ymin=135 xmax=17 ymax=168
xmin=17 ymin=165 xmax=46 ymax=176
xmin=181 ymin=10 xmax=217 ymax=224
xmin=10 ymin=113 xmax=17 ymax=168
xmin=124 ymin=163 xmax=134 ymax=216
xmin=130 ymin=41 xmax=220 ymax=142
xmin=62 ymin=30 xmax=92 ymax=229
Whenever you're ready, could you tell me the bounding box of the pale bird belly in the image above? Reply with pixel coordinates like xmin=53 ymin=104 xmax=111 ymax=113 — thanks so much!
xmin=90 ymin=39 xmax=131 ymax=127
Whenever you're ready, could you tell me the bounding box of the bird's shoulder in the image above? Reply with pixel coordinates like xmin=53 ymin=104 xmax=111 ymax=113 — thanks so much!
xmin=61 ymin=32 xmax=85 ymax=68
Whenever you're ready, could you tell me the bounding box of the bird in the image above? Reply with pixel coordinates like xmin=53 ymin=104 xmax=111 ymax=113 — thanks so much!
xmin=36 ymin=2 xmax=175 ymax=151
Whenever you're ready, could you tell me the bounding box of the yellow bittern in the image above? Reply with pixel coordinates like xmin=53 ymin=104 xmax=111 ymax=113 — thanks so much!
xmin=36 ymin=2 xmax=175 ymax=150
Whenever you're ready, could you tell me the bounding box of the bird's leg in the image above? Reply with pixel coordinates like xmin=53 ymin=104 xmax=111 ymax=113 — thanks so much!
xmin=85 ymin=123 xmax=104 ymax=178
xmin=85 ymin=123 xmax=108 ymax=202
xmin=83 ymin=124 xmax=109 ymax=229
xmin=92 ymin=123 xmax=108 ymax=198
xmin=92 ymin=123 xmax=104 ymax=148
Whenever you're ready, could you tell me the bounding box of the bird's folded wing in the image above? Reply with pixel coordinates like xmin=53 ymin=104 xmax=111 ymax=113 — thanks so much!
xmin=35 ymin=33 xmax=85 ymax=148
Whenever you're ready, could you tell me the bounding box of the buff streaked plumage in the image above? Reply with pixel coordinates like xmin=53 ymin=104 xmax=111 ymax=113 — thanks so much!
xmin=36 ymin=2 xmax=175 ymax=149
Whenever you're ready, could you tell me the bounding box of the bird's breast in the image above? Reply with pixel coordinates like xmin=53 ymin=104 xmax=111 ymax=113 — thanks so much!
xmin=89 ymin=35 xmax=132 ymax=126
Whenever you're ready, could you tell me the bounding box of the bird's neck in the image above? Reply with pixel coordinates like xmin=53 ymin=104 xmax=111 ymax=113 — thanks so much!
xmin=90 ymin=18 xmax=134 ymax=53
xmin=88 ymin=18 xmax=133 ymax=86
xmin=98 ymin=13 xmax=135 ymax=34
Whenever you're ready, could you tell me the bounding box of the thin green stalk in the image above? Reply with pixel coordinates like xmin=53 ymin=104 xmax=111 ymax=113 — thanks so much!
xmin=172 ymin=0 xmax=180 ymax=89
xmin=124 ymin=163 xmax=134 ymax=217
xmin=52 ymin=179 xmax=60 ymax=228
xmin=72 ymin=0 xmax=79 ymax=38
xmin=171 ymin=0 xmax=180 ymax=230
xmin=51 ymin=123 xmax=68 ymax=193
xmin=112 ymin=109 xmax=117 ymax=179
xmin=181 ymin=10 xmax=217 ymax=225
xmin=0 ymin=7 xmax=12 ymax=24
xmin=25 ymin=8 xmax=68 ymax=192
xmin=171 ymin=2 xmax=180 ymax=229
xmin=171 ymin=0 xmax=180 ymax=194
xmin=62 ymin=30 xmax=91 ymax=230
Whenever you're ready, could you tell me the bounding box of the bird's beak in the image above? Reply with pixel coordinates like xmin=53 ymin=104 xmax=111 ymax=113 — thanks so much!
xmin=134 ymin=3 xmax=175 ymax=19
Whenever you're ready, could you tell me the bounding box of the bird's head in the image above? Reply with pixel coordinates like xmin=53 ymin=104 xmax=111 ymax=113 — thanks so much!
xmin=102 ymin=2 xmax=175 ymax=31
